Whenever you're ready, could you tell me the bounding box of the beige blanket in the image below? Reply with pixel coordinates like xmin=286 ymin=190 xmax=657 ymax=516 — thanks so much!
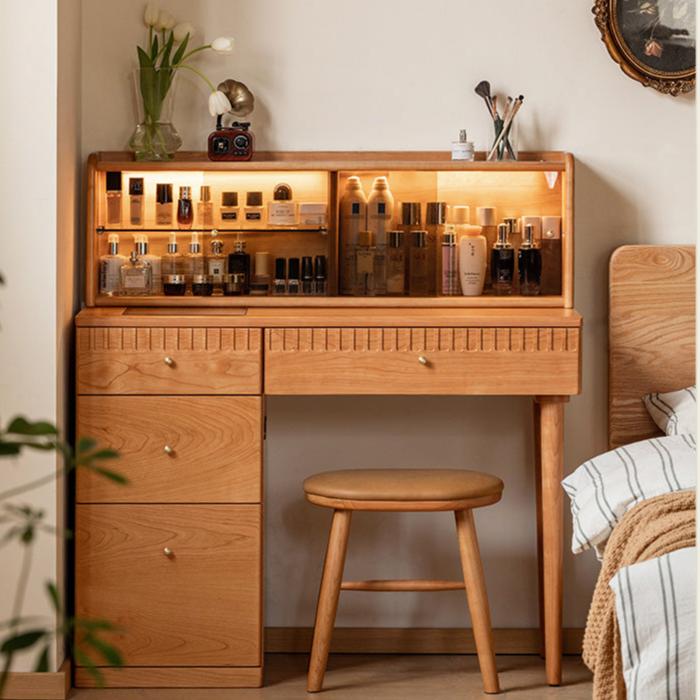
xmin=582 ymin=490 xmax=696 ymax=700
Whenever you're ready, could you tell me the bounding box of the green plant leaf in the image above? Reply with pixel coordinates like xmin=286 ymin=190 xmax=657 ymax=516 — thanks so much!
xmin=6 ymin=417 xmax=58 ymax=436
xmin=84 ymin=635 xmax=123 ymax=666
xmin=150 ymin=33 xmax=159 ymax=61
xmin=87 ymin=465 xmax=128 ymax=485
xmin=160 ymin=31 xmax=174 ymax=69
xmin=76 ymin=437 xmax=97 ymax=454
xmin=34 ymin=644 xmax=49 ymax=672
xmin=89 ymin=449 xmax=119 ymax=461
xmin=172 ymin=33 xmax=189 ymax=66
xmin=73 ymin=648 xmax=104 ymax=686
xmin=75 ymin=618 xmax=118 ymax=632
xmin=0 ymin=629 xmax=45 ymax=653
xmin=21 ymin=525 xmax=35 ymax=543
xmin=46 ymin=582 xmax=61 ymax=613
xmin=0 ymin=442 xmax=21 ymax=456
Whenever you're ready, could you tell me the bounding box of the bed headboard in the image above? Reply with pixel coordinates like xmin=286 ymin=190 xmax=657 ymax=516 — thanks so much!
xmin=609 ymin=245 xmax=696 ymax=449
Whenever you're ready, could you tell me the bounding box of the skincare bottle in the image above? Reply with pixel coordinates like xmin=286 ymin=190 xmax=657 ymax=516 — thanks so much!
xmin=244 ymin=191 xmax=264 ymax=228
xmin=106 ymin=172 xmax=122 ymax=225
xmin=219 ymin=192 xmax=239 ymax=226
xmin=503 ymin=217 xmax=520 ymax=291
xmin=223 ymin=273 xmax=245 ymax=296
xmin=163 ymin=274 xmax=186 ymax=296
xmin=268 ymin=183 xmax=297 ymax=227
xmin=99 ymin=234 xmax=127 ymax=295
xmin=340 ymin=176 xmax=367 ymax=294
xmin=273 ymin=257 xmax=287 ymax=295
xmin=198 ymin=186 xmax=214 ymax=228
xmin=227 ymin=238 xmax=250 ymax=293
xmin=207 ymin=231 xmax=226 ymax=293
xmin=540 ymin=215 xmax=562 ymax=296
xmin=301 ymin=256 xmax=314 ymax=295
xmin=287 ymin=257 xmax=301 ymax=295
xmin=409 ymin=230 xmax=430 ymax=296
xmin=518 ymin=224 xmax=542 ymax=296
xmin=185 ymin=232 xmax=206 ymax=292
xmin=128 ymin=177 xmax=144 ymax=227
xmin=251 ymin=251 xmax=271 ymax=295
xmin=477 ymin=207 xmax=498 ymax=289
xmin=354 ymin=230 xmax=379 ymax=296
xmin=191 ymin=274 xmax=214 ymax=296
xmin=426 ymin=202 xmax=447 ymax=295
xmin=385 ymin=230 xmax=406 ymax=296
xmin=440 ymin=227 xmax=459 ymax=296
xmin=177 ymin=186 xmax=194 ymax=229
xmin=155 ymin=184 xmax=173 ymax=226
xmin=162 ymin=232 xmax=185 ymax=277
xmin=367 ymin=176 xmax=394 ymax=247
xmin=400 ymin=202 xmax=422 ymax=232
xmin=451 ymin=130 xmax=475 ymax=161
xmin=120 ymin=250 xmax=151 ymax=295
xmin=455 ymin=209 xmax=486 ymax=296
xmin=491 ymin=223 xmax=515 ymax=295
xmin=314 ymin=255 xmax=327 ymax=295
xmin=136 ymin=235 xmax=162 ymax=294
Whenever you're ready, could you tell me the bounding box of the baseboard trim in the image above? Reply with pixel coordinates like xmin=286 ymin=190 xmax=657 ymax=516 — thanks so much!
xmin=2 ymin=658 xmax=70 ymax=700
xmin=264 ymin=627 xmax=584 ymax=655
xmin=74 ymin=666 xmax=263 ymax=689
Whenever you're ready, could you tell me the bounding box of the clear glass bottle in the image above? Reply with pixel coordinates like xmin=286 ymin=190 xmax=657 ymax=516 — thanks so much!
xmin=227 ymin=238 xmax=250 ymax=294
xmin=128 ymin=177 xmax=144 ymax=226
xmin=244 ymin=191 xmax=264 ymax=228
xmin=207 ymin=231 xmax=226 ymax=294
xmin=385 ymin=230 xmax=406 ymax=296
xmin=287 ymin=257 xmax=301 ymax=295
xmin=268 ymin=183 xmax=297 ymax=227
xmin=314 ymin=255 xmax=327 ymax=295
xmin=105 ymin=171 xmax=122 ymax=225
xmin=162 ymin=232 xmax=185 ymax=277
xmin=491 ymin=223 xmax=515 ymax=295
xmin=409 ymin=230 xmax=430 ymax=296
xmin=518 ymin=223 xmax=542 ymax=296
xmin=354 ymin=230 xmax=382 ymax=297
xmin=440 ymin=227 xmax=459 ymax=296
xmin=219 ymin=191 xmax=239 ymax=227
xmin=198 ymin=186 xmax=214 ymax=229
xmin=155 ymin=183 xmax=173 ymax=226
xmin=425 ymin=202 xmax=446 ymax=295
xmin=273 ymin=258 xmax=287 ymax=295
xmin=340 ymin=176 xmax=367 ymax=294
xmin=136 ymin=235 xmax=162 ymax=294
xmin=185 ymin=232 xmax=206 ymax=293
xmin=99 ymin=234 xmax=127 ymax=295
xmin=120 ymin=250 xmax=151 ymax=295
xmin=177 ymin=186 xmax=194 ymax=229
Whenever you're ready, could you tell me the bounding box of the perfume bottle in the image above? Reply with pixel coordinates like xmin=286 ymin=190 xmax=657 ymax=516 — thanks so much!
xmin=251 ymin=251 xmax=271 ymax=295
xmin=426 ymin=202 xmax=446 ymax=295
xmin=223 ymin=273 xmax=246 ymax=296
xmin=163 ymin=274 xmax=186 ymax=296
xmin=155 ymin=183 xmax=173 ymax=226
xmin=185 ymin=232 xmax=206 ymax=292
xmin=191 ymin=274 xmax=214 ymax=296
xmin=268 ymin=183 xmax=297 ymax=227
xmin=120 ymin=251 xmax=151 ymax=295
xmin=128 ymin=177 xmax=144 ymax=226
xmin=105 ymin=172 xmax=122 ymax=225
xmin=198 ymin=186 xmax=214 ymax=228
xmin=244 ymin=191 xmax=264 ymax=228
xmin=440 ymin=227 xmax=459 ymax=296
xmin=177 ymin=186 xmax=194 ymax=229
xmin=287 ymin=257 xmax=301 ymax=295
xmin=451 ymin=129 xmax=475 ymax=161
xmin=207 ymin=231 xmax=226 ymax=293
xmin=491 ymin=223 xmax=515 ymax=295
xmin=477 ymin=207 xmax=498 ymax=290
xmin=273 ymin=257 xmax=287 ymax=295
xmin=219 ymin=191 xmax=239 ymax=226
xmin=314 ymin=255 xmax=327 ymax=295
xmin=162 ymin=232 xmax=185 ymax=277
xmin=340 ymin=176 xmax=367 ymax=294
xmin=385 ymin=230 xmax=406 ymax=296
xmin=367 ymin=176 xmax=394 ymax=247
xmin=409 ymin=230 xmax=430 ymax=296
xmin=136 ymin=235 xmax=162 ymax=294
xmin=518 ymin=224 xmax=542 ymax=296
xmin=99 ymin=234 xmax=127 ymax=295
xmin=227 ymin=238 xmax=251 ymax=294
xmin=540 ymin=216 xmax=562 ymax=296
xmin=301 ymin=256 xmax=314 ymax=295
xmin=354 ymin=230 xmax=380 ymax=296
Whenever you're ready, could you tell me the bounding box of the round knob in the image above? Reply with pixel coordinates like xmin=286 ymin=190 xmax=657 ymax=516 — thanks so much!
xmin=163 ymin=445 xmax=174 ymax=456
xmin=163 ymin=547 xmax=174 ymax=557
xmin=163 ymin=356 xmax=175 ymax=367
xmin=418 ymin=355 xmax=429 ymax=366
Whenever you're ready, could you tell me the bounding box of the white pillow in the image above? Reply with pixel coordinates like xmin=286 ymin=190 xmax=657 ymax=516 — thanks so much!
xmin=562 ymin=434 xmax=696 ymax=557
xmin=643 ymin=385 xmax=696 ymax=437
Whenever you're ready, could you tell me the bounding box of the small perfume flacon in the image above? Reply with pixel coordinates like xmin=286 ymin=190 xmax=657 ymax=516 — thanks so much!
xmin=273 ymin=257 xmax=287 ymax=295
xmin=105 ymin=172 xmax=122 ymax=225
xmin=227 ymin=238 xmax=251 ymax=294
xmin=120 ymin=251 xmax=152 ymax=295
xmin=268 ymin=183 xmax=297 ymax=227
xmin=99 ymin=234 xmax=127 ymax=295
xmin=185 ymin=232 xmax=206 ymax=292
xmin=177 ymin=186 xmax=194 ymax=229
xmin=136 ymin=235 xmax=162 ymax=294
xmin=518 ymin=224 xmax=542 ymax=296
xmin=440 ymin=227 xmax=459 ymax=296
xmin=491 ymin=223 xmax=514 ymax=295
xmin=128 ymin=177 xmax=144 ymax=226
xmin=198 ymin=186 xmax=214 ymax=228
xmin=244 ymin=191 xmax=264 ymax=228
xmin=287 ymin=257 xmax=301 ymax=295
xmin=219 ymin=191 xmax=239 ymax=226
xmin=451 ymin=130 xmax=475 ymax=161
xmin=155 ymin=183 xmax=173 ymax=226
xmin=207 ymin=231 xmax=226 ymax=293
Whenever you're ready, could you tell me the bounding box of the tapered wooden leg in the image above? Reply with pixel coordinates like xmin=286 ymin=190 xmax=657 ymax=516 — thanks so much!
xmin=455 ymin=509 xmax=500 ymax=694
xmin=533 ymin=400 xmax=545 ymax=658
xmin=307 ymin=509 xmax=352 ymax=693
xmin=536 ymin=396 xmax=567 ymax=686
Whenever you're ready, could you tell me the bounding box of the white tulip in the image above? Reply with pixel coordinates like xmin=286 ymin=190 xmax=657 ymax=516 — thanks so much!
xmin=211 ymin=36 xmax=235 ymax=54
xmin=208 ymin=90 xmax=232 ymax=117
xmin=173 ymin=22 xmax=194 ymax=42
xmin=157 ymin=10 xmax=176 ymax=30
xmin=144 ymin=2 xmax=159 ymax=27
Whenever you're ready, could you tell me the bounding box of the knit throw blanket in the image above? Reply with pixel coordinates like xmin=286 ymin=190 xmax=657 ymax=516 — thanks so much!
xmin=582 ymin=490 xmax=696 ymax=700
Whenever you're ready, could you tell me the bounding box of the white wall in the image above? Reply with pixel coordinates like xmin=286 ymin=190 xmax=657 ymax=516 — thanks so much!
xmin=81 ymin=0 xmax=696 ymax=628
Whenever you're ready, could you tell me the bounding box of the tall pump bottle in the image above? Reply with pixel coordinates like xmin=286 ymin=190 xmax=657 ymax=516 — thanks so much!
xmin=451 ymin=206 xmax=486 ymax=296
xmin=340 ymin=176 xmax=367 ymax=294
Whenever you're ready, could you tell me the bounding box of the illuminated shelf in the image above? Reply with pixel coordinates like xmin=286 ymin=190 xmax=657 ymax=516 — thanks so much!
xmin=96 ymin=226 xmax=328 ymax=235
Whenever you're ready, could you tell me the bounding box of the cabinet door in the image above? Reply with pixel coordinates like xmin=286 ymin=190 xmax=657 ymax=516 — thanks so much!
xmin=76 ymin=396 xmax=262 ymax=503
xmin=75 ymin=505 xmax=261 ymax=667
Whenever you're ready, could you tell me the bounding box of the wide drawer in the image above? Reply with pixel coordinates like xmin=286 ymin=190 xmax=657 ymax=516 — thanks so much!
xmin=77 ymin=327 xmax=262 ymax=394
xmin=75 ymin=504 xmax=261 ymax=668
xmin=265 ymin=327 xmax=581 ymax=395
xmin=76 ymin=396 xmax=262 ymax=503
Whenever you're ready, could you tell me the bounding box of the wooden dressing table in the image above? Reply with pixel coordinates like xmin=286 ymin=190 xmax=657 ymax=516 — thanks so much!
xmin=74 ymin=152 xmax=581 ymax=689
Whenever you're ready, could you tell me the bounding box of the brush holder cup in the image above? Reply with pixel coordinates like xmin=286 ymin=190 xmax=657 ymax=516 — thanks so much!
xmin=488 ymin=118 xmax=518 ymax=162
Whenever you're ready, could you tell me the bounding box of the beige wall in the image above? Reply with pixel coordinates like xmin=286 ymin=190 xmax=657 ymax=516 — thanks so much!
xmin=81 ymin=0 xmax=695 ymax=628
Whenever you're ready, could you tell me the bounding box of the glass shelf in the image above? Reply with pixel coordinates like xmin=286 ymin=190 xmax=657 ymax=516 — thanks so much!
xmin=96 ymin=226 xmax=328 ymax=234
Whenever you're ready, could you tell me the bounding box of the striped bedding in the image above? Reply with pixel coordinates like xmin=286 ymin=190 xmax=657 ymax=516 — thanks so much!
xmin=610 ymin=547 xmax=696 ymax=700
xmin=643 ymin=385 xmax=697 ymax=437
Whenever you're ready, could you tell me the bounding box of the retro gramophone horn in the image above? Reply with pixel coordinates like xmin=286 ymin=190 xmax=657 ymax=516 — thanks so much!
xmin=217 ymin=79 xmax=255 ymax=118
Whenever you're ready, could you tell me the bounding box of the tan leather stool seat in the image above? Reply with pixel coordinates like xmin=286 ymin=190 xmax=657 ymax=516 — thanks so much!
xmin=304 ymin=468 xmax=503 ymax=503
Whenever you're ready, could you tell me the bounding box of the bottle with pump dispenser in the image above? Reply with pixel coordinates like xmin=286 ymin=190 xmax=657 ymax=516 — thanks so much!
xmin=207 ymin=231 xmax=226 ymax=294
xmin=491 ymin=223 xmax=515 ymax=295
xmin=99 ymin=234 xmax=127 ymax=295
xmin=120 ymin=251 xmax=151 ymax=295
xmin=518 ymin=224 xmax=542 ymax=296
xmin=367 ymin=177 xmax=393 ymax=247
xmin=340 ymin=176 xmax=367 ymax=294
xmin=185 ymin=232 xmax=206 ymax=292
xmin=136 ymin=235 xmax=162 ymax=294
xmin=451 ymin=206 xmax=486 ymax=296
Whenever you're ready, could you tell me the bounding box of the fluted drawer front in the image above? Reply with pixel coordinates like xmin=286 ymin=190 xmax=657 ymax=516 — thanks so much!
xmin=77 ymin=327 xmax=262 ymax=394
xmin=76 ymin=396 xmax=262 ymax=503
xmin=75 ymin=504 xmax=261 ymax=668
xmin=265 ymin=327 xmax=581 ymax=395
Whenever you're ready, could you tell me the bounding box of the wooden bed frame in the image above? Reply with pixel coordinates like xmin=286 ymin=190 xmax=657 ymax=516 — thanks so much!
xmin=609 ymin=245 xmax=696 ymax=449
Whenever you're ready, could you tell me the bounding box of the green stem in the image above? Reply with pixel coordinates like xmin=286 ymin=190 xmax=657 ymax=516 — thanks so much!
xmin=178 ymin=44 xmax=211 ymax=63
xmin=177 ymin=63 xmax=217 ymax=92
xmin=0 ymin=468 xmax=67 ymax=503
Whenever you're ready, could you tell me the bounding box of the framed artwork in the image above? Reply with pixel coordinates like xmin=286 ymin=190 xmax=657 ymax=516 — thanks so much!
xmin=593 ymin=0 xmax=695 ymax=95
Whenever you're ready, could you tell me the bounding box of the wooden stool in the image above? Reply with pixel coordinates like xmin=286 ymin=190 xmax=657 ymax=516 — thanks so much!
xmin=304 ymin=468 xmax=504 ymax=694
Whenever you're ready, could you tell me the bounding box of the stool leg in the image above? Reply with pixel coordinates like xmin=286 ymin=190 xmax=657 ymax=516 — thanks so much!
xmin=307 ymin=509 xmax=352 ymax=692
xmin=455 ymin=509 xmax=500 ymax=694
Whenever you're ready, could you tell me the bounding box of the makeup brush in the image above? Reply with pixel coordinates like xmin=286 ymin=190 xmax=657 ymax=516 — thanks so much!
xmin=475 ymin=80 xmax=496 ymax=118
xmin=487 ymin=95 xmax=524 ymax=160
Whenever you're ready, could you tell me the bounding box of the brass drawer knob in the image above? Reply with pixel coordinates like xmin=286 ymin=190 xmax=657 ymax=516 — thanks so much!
xmin=163 ymin=355 xmax=175 ymax=367
xmin=418 ymin=355 xmax=429 ymax=366
xmin=163 ymin=547 xmax=174 ymax=558
xmin=163 ymin=445 xmax=174 ymax=456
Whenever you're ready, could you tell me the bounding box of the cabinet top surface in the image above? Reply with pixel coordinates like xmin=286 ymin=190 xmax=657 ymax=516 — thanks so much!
xmin=76 ymin=306 xmax=582 ymax=328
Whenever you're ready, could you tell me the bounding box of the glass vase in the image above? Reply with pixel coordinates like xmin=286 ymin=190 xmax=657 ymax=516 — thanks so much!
xmin=128 ymin=68 xmax=183 ymax=162
xmin=488 ymin=118 xmax=518 ymax=162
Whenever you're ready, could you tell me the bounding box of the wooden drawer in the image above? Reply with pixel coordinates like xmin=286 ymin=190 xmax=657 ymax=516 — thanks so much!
xmin=76 ymin=396 xmax=262 ymax=503
xmin=265 ymin=327 xmax=581 ymax=395
xmin=77 ymin=327 xmax=262 ymax=394
xmin=75 ymin=504 xmax=261 ymax=668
